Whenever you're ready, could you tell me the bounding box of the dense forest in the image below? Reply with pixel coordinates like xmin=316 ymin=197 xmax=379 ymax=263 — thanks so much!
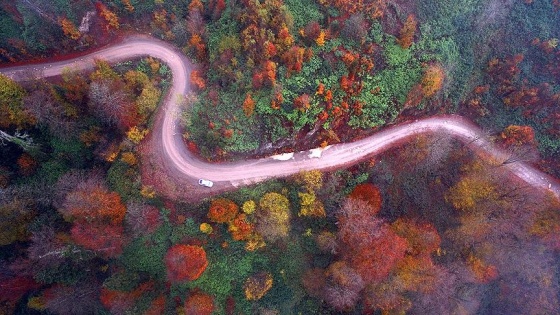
xmin=1 ymin=0 xmax=560 ymax=314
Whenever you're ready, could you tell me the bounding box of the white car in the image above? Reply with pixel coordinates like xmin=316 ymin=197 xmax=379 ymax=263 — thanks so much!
xmin=198 ymin=179 xmax=214 ymax=188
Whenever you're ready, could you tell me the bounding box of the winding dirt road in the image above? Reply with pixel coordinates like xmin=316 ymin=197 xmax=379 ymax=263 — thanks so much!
xmin=2 ymin=35 xmax=559 ymax=201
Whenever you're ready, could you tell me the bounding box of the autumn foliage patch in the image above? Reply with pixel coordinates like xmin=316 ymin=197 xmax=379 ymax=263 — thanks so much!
xmin=71 ymin=221 xmax=125 ymax=258
xmin=421 ymin=64 xmax=445 ymax=98
xmin=243 ymin=272 xmax=273 ymax=301
xmin=184 ymin=291 xmax=214 ymax=315
xmin=207 ymin=198 xmax=239 ymax=223
xmin=348 ymin=183 xmax=382 ymax=215
xmin=397 ymin=14 xmax=418 ymax=49
xmin=62 ymin=187 xmax=126 ymax=225
xmin=165 ymin=244 xmax=208 ymax=282
xmin=228 ymin=214 xmax=254 ymax=241
xmin=500 ymin=125 xmax=535 ymax=147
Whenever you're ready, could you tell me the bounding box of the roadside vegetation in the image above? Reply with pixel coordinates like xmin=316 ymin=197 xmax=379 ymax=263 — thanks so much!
xmin=1 ymin=0 xmax=560 ymax=314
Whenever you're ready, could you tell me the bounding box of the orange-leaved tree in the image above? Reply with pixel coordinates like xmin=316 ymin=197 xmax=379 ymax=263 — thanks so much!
xmin=421 ymin=64 xmax=445 ymax=98
xmin=500 ymin=125 xmax=535 ymax=147
xmin=184 ymin=291 xmax=214 ymax=315
xmin=349 ymin=225 xmax=408 ymax=283
xmin=391 ymin=218 xmax=441 ymax=257
xmin=57 ymin=175 xmax=127 ymax=258
xmin=228 ymin=213 xmax=254 ymax=241
xmin=165 ymin=244 xmax=208 ymax=282
xmin=59 ymin=17 xmax=81 ymax=40
xmin=242 ymin=93 xmax=255 ymax=117
xmin=293 ymin=94 xmax=311 ymax=111
xmin=393 ymin=255 xmax=440 ymax=293
xmin=208 ymin=198 xmax=239 ymax=223
xmin=467 ymin=254 xmax=498 ymax=283
xmin=190 ymin=69 xmax=206 ymax=90
xmin=337 ymin=198 xmax=407 ymax=283
xmin=121 ymin=0 xmax=134 ymax=12
xmin=96 ymin=2 xmax=120 ymax=31
xmin=61 ymin=185 xmax=126 ymax=225
xmin=397 ymin=14 xmax=417 ymax=49
xmin=391 ymin=219 xmax=443 ymax=293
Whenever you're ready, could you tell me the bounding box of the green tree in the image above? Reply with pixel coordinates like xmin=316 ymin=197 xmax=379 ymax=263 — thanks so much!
xmin=0 ymin=74 xmax=32 ymax=128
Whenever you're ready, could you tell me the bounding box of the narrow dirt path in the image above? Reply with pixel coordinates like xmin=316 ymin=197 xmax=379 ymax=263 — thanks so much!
xmin=2 ymin=35 xmax=559 ymax=201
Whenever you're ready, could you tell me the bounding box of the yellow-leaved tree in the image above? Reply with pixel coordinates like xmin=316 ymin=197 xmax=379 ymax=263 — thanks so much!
xmin=294 ymin=170 xmax=323 ymax=192
xmin=126 ymin=126 xmax=149 ymax=144
xmin=446 ymin=176 xmax=497 ymax=211
xmin=256 ymin=192 xmax=291 ymax=242
xmin=0 ymin=74 xmax=33 ymax=129
xmin=244 ymin=272 xmax=273 ymax=300
xmin=298 ymin=192 xmax=326 ymax=218
xmin=137 ymin=84 xmax=161 ymax=119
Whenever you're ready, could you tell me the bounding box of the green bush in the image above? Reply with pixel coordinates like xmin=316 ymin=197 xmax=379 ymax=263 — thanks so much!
xmin=103 ymin=271 xmax=141 ymax=291
xmin=283 ymin=0 xmax=324 ymax=30
xmin=120 ymin=224 xmax=170 ymax=278
xmin=107 ymin=160 xmax=140 ymax=201
xmin=50 ymin=136 xmax=90 ymax=168
xmin=184 ymin=241 xmax=268 ymax=313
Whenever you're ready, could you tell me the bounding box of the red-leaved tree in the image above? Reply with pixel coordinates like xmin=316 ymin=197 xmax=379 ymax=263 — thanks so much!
xmin=56 ymin=172 xmax=127 ymax=258
xmin=338 ymin=198 xmax=408 ymax=283
xmin=61 ymin=186 xmax=126 ymax=225
xmin=348 ymin=183 xmax=382 ymax=214
xmin=100 ymin=282 xmax=153 ymax=314
xmin=184 ymin=291 xmax=214 ymax=315
xmin=125 ymin=201 xmax=162 ymax=237
xmin=165 ymin=244 xmax=208 ymax=282
xmin=70 ymin=221 xmax=125 ymax=258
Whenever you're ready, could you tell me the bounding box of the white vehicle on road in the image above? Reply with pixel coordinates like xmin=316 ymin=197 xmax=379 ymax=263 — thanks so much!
xmin=198 ymin=179 xmax=214 ymax=187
